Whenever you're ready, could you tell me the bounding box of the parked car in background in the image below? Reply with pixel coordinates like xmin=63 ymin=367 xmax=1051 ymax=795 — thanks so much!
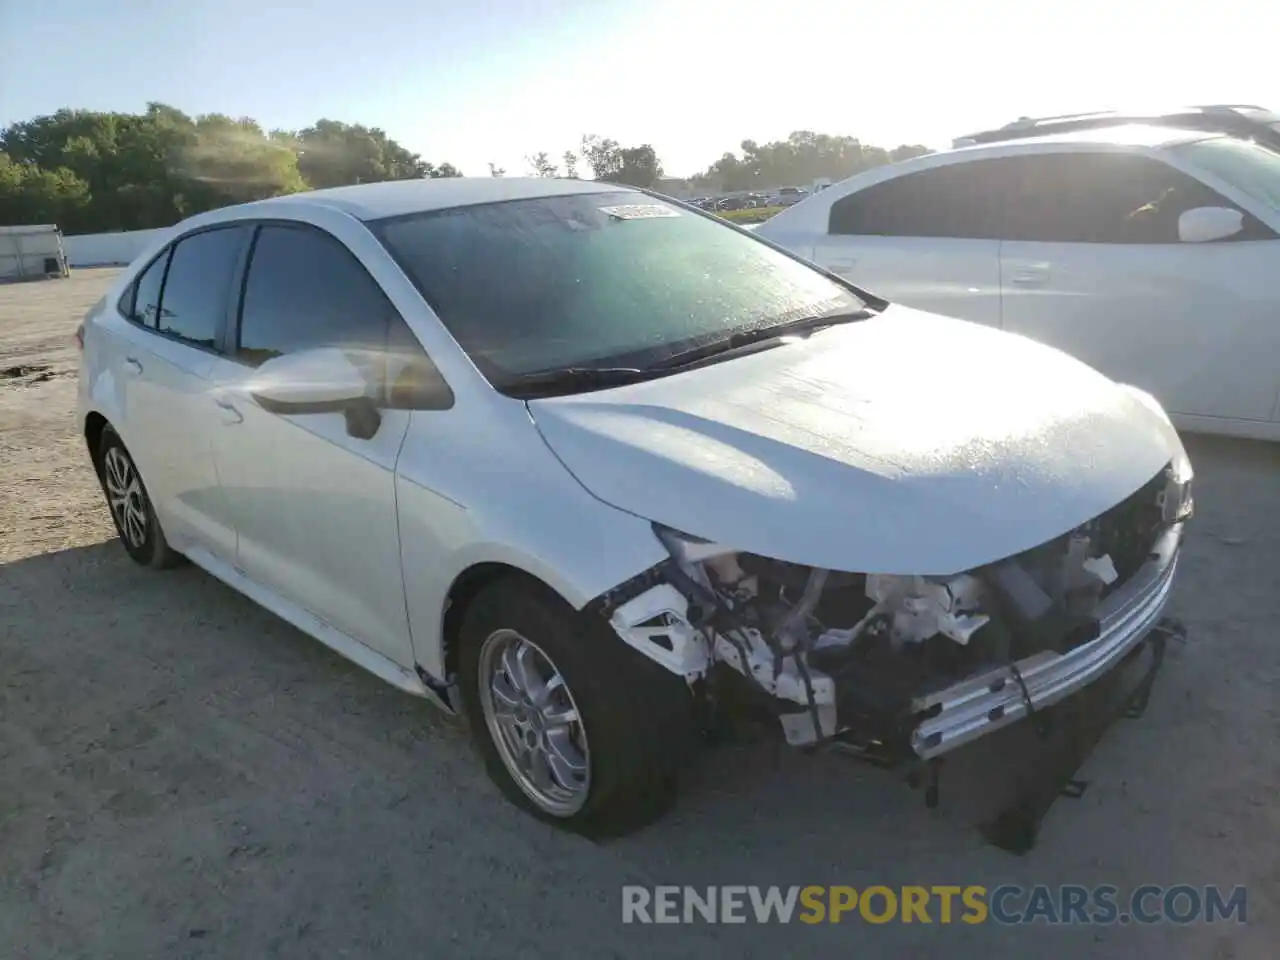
xmin=78 ymin=177 xmax=1192 ymax=837
xmin=756 ymin=125 xmax=1280 ymax=441
xmin=775 ymin=186 xmax=808 ymax=206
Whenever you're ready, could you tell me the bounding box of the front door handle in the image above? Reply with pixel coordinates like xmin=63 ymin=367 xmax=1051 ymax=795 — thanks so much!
xmin=124 ymin=357 xmax=144 ymax=375
xmin=215 ymin=398 xmax=243 ymax=425
xmin=1009 ymin=265 xmax=1050 ymax=286
xmin=827 ymin=257 xmax=857 ymax=275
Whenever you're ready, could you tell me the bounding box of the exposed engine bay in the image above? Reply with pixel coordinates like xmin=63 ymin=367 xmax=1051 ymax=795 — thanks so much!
xmin=599 ymin=461 xmax=1192 ymax=758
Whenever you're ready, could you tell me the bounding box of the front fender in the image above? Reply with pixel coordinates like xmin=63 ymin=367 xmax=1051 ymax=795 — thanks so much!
xmin=394 ymin=400 xmax=671 ymax=680
xmin=396 ymin=481 xmax=668 ymax=680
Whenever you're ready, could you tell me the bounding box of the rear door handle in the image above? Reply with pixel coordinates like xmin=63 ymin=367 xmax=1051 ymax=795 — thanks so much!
xmin=827 ymin=257 xmax=857 ymax=275
xmin=215 ymin=398 xmax=243 ymax=425
xmin=124 ymin=357 xmax=143 ymax=375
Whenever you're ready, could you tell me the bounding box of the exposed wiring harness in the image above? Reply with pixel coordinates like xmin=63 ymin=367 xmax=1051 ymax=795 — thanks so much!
xmin=665 ymin=561 xmax=828 ymax=742
xmin=1006 ymin=659 xmax=1037 ymax=728
xmin=776 ymin=569 xmax=830 ymax=744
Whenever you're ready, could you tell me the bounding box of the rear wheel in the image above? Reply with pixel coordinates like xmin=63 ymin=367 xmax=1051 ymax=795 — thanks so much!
xmin=458 ymin=578 xmax=696 ymax=836
xmin=96 ymin=426 xmax=182 ymax=569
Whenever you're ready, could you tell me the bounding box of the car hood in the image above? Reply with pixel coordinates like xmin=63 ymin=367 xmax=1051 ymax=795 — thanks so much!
xmin=526 ymin=306 xmax=1183 ymax=575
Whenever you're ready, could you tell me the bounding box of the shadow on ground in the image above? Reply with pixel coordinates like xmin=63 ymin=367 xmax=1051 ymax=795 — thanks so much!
xmin=1 ymin=431 xmax=1275 ymax=958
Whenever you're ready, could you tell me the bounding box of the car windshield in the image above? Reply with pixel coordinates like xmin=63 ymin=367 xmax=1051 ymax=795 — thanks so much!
xmin=370 ymin=191 xmax=862 ymax=386
xmin=1172 ymin=136 xmax=1280 ymax=211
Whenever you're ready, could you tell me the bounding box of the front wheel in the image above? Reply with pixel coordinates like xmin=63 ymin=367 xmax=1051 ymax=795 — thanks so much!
xmin=458 ymin=578 xmax=696 ymax=836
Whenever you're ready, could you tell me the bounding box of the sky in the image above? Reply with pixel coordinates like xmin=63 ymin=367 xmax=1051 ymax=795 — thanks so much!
xmin=2 ymin=0 xmax=1279 ymax=178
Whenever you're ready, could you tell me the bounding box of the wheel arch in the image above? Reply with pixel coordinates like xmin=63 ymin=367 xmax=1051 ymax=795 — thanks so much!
xmin=83 ymin=410 xmax=110 ymax=471
xmin=439 ymin=561 xmax=575 ymax=685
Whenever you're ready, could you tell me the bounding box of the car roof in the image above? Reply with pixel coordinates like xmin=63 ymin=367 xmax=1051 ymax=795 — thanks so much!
xmin=952 ymin=105 xmax=1280 ymax=144
xmin=235 ymin=177 xmax=635 ymax=222
xmin=948 ymin=123 xmax=1218 ymax=154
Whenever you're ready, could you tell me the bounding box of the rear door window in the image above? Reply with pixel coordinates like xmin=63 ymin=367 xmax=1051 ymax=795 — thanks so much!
xmin=827 ymin=161 xmax=1010 ymax=239
xmin=154 ymin=227 xmax=246 ymax=348
xmin=122 ymin=250 xmax=170 ymax=327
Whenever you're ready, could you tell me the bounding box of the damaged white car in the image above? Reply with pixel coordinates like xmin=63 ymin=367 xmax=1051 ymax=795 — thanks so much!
xmin=78 ymin=178 xmax=1193 ymax=844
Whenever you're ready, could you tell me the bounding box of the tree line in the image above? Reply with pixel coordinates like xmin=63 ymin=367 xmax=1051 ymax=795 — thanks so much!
xmin=0 ymin=103 xmax=932 ymax=233
xmin=526 ymin=131 xmax=933 ymax=194
xmin=0 ymin=104 xmax=463 ymax=233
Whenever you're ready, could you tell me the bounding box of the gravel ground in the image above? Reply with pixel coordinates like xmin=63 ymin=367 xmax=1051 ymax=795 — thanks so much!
xmin=1 ymin=270 xmax=1276 ymax=959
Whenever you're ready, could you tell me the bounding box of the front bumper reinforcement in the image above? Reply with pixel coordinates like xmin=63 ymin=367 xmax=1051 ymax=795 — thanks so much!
xmin=827 ymin=523 xmax=1186 ymax=854
xmin=910 ymin=523 xmax=1183 ymax=760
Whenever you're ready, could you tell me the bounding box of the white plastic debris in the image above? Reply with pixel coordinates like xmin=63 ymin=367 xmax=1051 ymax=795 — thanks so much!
xmin=1083 ymin=554 xmax=1119 ymax=585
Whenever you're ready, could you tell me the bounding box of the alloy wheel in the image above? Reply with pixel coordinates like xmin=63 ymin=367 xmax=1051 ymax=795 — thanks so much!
xmin=102 ymin=446 xmax=149 ymax=549
xmin=477 ymin=629 xmax=591 ymax=816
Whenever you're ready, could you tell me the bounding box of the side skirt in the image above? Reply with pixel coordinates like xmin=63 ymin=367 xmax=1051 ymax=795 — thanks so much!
xmin=183 ymin=545 xmax=457 ymax=715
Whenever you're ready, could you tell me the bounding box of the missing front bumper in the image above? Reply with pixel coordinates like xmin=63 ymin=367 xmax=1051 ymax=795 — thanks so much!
xmin=828 ymin=614 xmax=1181 ymax=854
xmin=977 ymin=615 xmax=1180 ymax=853
xmin=908 ymin=523 xmax=1183 ymax=760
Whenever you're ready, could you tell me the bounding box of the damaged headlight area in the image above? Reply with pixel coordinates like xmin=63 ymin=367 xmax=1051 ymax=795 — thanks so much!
xmin=600 ymin=461 xmax=1188 ymax=759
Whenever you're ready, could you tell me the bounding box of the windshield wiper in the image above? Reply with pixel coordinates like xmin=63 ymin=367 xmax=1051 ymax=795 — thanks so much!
xmin=647 ymin=308 xmax=872 ymax=371
xmin=502 ymin=309 xmax=873 ymax=397
xmin=502 ymin=366 xmax=653 ymax=398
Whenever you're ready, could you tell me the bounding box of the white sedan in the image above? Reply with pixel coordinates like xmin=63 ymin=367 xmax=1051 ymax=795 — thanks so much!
xmin=77 ymin=178 xmax=1193 ymax=837
xmin=755 ymin=125 xmax=1280 ymax=442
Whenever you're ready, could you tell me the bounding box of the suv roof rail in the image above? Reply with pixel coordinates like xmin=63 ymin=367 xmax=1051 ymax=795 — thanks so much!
xmin=951 ymin=104 xmax=1280 ymax=149
xmin=1001 ymin=110 xmax=1121 ymax=129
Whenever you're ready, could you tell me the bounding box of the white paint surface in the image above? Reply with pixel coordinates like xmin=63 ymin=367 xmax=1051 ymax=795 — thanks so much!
xmin=529 ymin=305 xmax=1187 ymax=575
xmin=64 ymin=228 xmax=174 ymax=267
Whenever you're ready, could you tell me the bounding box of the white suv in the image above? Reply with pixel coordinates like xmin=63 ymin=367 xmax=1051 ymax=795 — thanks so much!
xmin=755 ymin=125 xmax=1280 ymax=441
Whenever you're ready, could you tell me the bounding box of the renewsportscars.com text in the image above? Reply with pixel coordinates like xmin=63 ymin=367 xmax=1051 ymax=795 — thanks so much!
xmin=621 ymin=884 xmax=1247 ymax=925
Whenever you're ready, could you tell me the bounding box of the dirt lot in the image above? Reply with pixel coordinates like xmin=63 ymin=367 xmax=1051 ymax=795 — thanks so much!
xmin=1 ymin=270 xmax=1276 ymax=958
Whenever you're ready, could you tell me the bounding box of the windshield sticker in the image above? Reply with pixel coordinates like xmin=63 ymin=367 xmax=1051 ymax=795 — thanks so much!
xmin=598 ymin=203 xmax=681 ymax=220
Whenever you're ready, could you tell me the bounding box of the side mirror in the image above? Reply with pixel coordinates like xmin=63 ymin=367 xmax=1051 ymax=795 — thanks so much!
xmin=249 ymin=347 xmax=382 ymax=439
xmin=1177 ymin=206 xmax=1244 ymax=243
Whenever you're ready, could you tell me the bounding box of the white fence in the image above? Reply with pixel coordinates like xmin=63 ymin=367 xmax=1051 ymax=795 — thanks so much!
xmin=64 ymin=228 xmax=173 ymax=268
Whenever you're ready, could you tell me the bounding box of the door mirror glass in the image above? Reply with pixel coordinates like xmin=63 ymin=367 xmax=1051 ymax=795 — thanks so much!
xmin=1177 ymin=206 xmax=1245 ymax=243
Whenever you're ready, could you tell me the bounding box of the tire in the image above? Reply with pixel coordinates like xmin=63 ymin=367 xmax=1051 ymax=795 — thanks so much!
xmin=95 ymin=426 xmax=182 ymax=569
xmin=458 ymin=577 xmax=696 ymax=837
